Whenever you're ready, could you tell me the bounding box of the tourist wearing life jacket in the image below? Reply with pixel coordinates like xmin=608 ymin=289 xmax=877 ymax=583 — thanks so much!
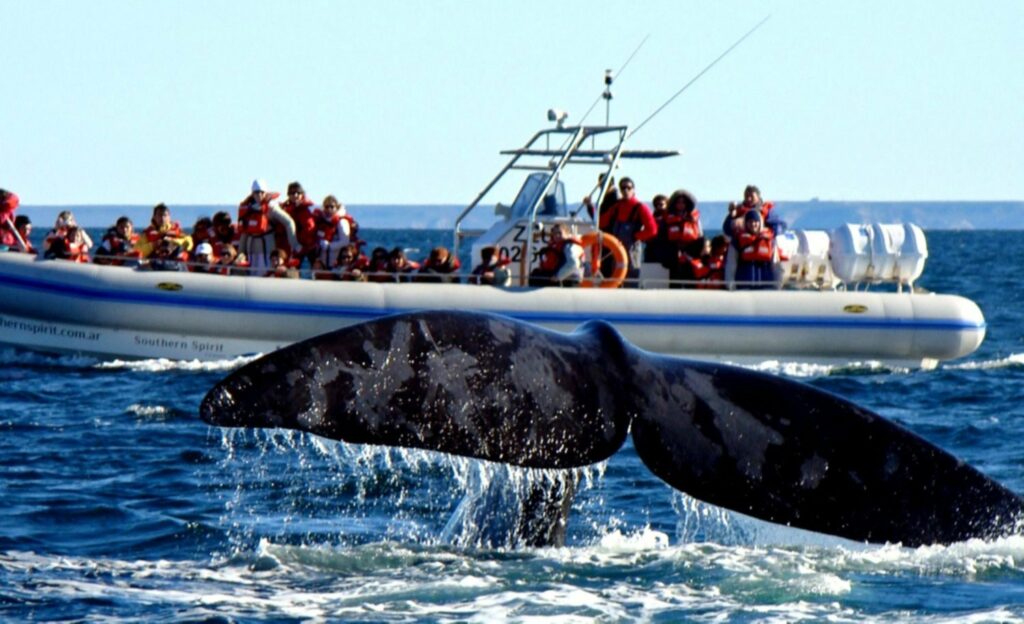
xmin=470 ymin=246 xmax=512 ymax=286
xmin=529 ymin=223 xmax=585 ymax=287
xmin=700 ymin=235 xmax=729 ymax=289
xmin=94 ymin=216 xmax=142 ymax=266
xmin=43 ymin=211 xmax=92 ymax=258
xmin=0 ymin=188 xmax=30 ymax=252
xmin=644 ymin=194 xmax=673 ymax=266
xmin=386 ymin=247 xmax=421 ymax=282
xmin=313 ymin=195 xmax=356 ymax=268
xmin=333 ymin=244 xmax=370 ymax=281
xmin=210 ymin=211 xmax=239 ymax=261
xmin=237 ymin=179 xmax=299 ymax=275
xmin=728 ymin=210 xmax=778 ymax=290
xmin=658 ymin=189 xmax=705 ymax=287
xmin=214 ymin=244 xmax=249 ymax=276
xmin=191 ymin=217 xmax=214 ymax=247
xmin=135 ymin=203 xmax=193 ymax=260
xmin=48 ymin=226 xmax=90 ymax=263
xmin=279 ymin=181 xmax=317 ymax=264
xmin=722 ymin=184 xmax=780 ymax=239
xmin=598 ymin=177 xmax=657 ymax=286
xmin=416 ymin=246 xmax=462 ymax=284
xmin=366 ymin=246 xmax=392 ymax=283
xmin=188 ymin=242 xmax=220 ymax=274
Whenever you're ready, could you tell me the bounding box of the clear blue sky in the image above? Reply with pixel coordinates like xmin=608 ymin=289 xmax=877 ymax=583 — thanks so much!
xmin=2 ymin=0 xmax=1021 ymax=205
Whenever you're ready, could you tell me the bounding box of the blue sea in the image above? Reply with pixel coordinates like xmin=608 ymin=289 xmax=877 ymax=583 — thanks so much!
xmin=3 ymin=229 xmax=1024 ymax=622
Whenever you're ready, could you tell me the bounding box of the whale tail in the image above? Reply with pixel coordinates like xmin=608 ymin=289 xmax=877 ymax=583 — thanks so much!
xmin=201 ymin=310 xmax=1024 ymax=547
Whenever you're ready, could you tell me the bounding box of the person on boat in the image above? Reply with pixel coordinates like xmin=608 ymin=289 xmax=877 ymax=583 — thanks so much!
xmin=313 ymin=195 xmax=356 ymax=269
xmin=728 ymin=209 xmax=778 ymax=290
xmin=470 ymin=246 xmax=512 ymax=286
xmin=643 ymin=194 xmax=673 ymax=267
xmin=188 ymin=242 xmax=218 ymax=274
xmin=136 ymin=203 xmax=193 ymax=260
xmin=366 ymin=246 xmax=391 ymax=283
xmin=582 ymin=173 xmax=620 ymax=222
xmin=43 ymin=211 xmax=93 ymax=257
xmin=190 ymin=216 xmax=214 ymax=248
xmin=94 ymin=216 xmax=142 ymax=266
xmin=8 ymin=215 xmax=35 ymax=254
xmin=723 ymin=184 xmax=782 ymax=238
xmin=280 ymin=182 xmax=317 ymax=266
xmin=529 ymin=223 xmax=584 ymax=287
xmin=386 ymin=247 xmax=420 ymax=282
xmin=663 ymin=190 xmax=704 ymax=287
xmin=334 ymin=244 xmax=369 ymax=281
xmin=48 ymin=226 xmax=90 ymax=263
xmin=0 ymin=188 xmax=29 ymax=252
xmin=265 ymin=248 xmax=298 ymax=278
xmin=210 ymin=211 xmax=238 ymax=261
xmin=598 ymin=177 xmax=657 ymax=286
xmin=215 ymin=244 xmax=249 ymax=276
xmin=237 ymin=179 xmax=299 ymax=275
xmin=417 ymin=246 xmax=462 ymax=283
xmin=700 ymin=235 xmax=729 ymax=289
xmin=145 ymin=237 xmax=189 ymax=271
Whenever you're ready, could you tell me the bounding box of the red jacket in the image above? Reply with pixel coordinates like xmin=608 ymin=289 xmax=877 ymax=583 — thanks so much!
xmin=599 ymin=197 xmax=658 ymax=242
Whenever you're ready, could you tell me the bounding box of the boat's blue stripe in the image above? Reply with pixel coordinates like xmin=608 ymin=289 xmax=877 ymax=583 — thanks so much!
xmin=0 ymin=268 xmax=986 ymax=332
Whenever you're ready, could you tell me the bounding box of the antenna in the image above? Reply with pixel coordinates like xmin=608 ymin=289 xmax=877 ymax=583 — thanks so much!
xmin=628 ymin=15 xmax=770 ymax=139
xmin=602 ymin=69 xmax=614 ymax=125
xmin=577 ymin=34 xmax=650 ymax=128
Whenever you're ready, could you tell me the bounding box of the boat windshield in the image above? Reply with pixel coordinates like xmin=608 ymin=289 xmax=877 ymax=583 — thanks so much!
xmin=509 ymin=173 xmax=567 ymax=219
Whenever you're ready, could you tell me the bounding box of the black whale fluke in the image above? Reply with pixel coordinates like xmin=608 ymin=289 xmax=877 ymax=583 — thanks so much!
xmin=201 ymin=310 xmax=1023 ymax=547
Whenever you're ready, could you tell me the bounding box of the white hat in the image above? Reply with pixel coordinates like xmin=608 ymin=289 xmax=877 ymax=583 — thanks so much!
xmin=252 ymin=179 xmax=268 ymax=192
xmin=195 ymin=242 xmax=214 ymax=256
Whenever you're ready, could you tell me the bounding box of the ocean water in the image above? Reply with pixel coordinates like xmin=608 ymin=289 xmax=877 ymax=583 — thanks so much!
xmin=3 ymin=229 xmax=1024 ymax=622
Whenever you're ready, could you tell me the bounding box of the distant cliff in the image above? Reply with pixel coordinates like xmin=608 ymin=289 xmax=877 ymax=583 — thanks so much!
xmin=20 ymin=201 xmax=1024 ymax=230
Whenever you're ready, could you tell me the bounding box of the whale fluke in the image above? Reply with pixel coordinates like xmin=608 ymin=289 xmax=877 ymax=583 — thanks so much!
xmin=201 ymin=311 xmax=1023 ymax=547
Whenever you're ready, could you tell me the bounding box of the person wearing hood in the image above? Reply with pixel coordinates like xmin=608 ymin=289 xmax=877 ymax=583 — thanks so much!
xmin=237 ymin=179 xmax=299 ymax=275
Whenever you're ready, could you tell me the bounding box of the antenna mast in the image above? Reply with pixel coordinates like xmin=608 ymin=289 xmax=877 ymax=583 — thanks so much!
xmin=602 ymin=69 xmax=614 ymax=125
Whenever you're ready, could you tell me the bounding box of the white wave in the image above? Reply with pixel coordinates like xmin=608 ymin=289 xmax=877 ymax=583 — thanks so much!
xmin=745 ymin=359 xmax=909 ymax=378
xmin=0 ymin=346 xmax=98 ymax=368
xmin=944 ymin=353 xmax=1024 ymax=371
xmin=125 ymin=403 xmax=170 ymax=417
xmin=5 ymin=536 xmax=1024 ymax=623
xmin=95 ymin=354 xmax=259 ymax=372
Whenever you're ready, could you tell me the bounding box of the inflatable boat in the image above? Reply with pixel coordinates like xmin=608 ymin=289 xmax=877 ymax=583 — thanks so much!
xmin=0 ymin=121 xmax=986 ymax=366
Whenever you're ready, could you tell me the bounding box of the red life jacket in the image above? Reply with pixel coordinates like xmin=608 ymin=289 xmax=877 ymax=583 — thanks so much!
xmin=279 ymin=197 xmax=316 ymax=252
xmin=735 ymin=201 xmax=774 ymax=224
xmin=664 ymin=209 xmax=702 ymax=244
xmin=738 ymin=230 xmax=775 ymax=263
xmin=314 ymin=210 xmax=342 ymax=243
xmin=144 ymin=221 xmax=183 ymax=244
xmin=238 ymin=192 xmax=281 ymax=236
xmin=66 ymin=240 xmax=89 ymax=263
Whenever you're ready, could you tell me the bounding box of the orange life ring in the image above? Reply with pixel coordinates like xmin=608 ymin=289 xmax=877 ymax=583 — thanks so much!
xmin=579 ymin=231 xmax=628 ymax=289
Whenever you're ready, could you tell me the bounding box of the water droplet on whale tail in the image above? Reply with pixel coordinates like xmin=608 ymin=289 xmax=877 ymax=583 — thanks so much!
xmin=201 ymin=310 xmax=1024 ymax=547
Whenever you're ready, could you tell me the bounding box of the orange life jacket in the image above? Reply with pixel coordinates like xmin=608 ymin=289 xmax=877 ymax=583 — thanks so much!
xmin=665 ymin=210 xmax=702 ymax=244
xmin=737 ymin=230 xmax=775 ymax=263
xmin=538 ymin=238 xmax=582 ymax=272
xmin=238 ymin=192 xmax=281 ymax=236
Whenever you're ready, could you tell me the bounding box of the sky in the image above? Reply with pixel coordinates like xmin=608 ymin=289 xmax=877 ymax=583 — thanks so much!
xmin=1 ymin=0 xmax=1021 ymax=206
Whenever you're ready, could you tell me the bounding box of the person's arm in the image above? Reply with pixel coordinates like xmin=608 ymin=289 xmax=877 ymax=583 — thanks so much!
xmin=555 ymin=242 xmax=584 ymax=282
xmin=635 ymin=204 xmax=659 ymax=242
xmin=269 ymin=205 xmax=300 ymax=251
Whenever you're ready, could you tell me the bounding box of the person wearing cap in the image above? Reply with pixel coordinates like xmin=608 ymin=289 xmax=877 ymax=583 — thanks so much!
xmin=189 ymin=242 xmax=218 ymax=274
xmin=237 ymin=179 xmax=299 ymax=275
xmin=279 ymin=181 xmax=317 ymax=266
